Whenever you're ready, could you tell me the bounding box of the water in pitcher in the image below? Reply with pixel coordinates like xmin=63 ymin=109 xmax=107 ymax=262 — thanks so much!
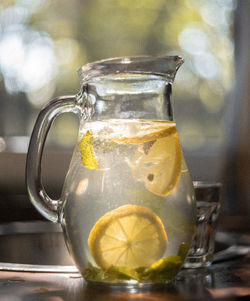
xmin=60 ymin=119 xmax=196 ymax=283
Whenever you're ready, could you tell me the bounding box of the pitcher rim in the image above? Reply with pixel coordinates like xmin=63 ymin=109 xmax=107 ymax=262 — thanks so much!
xmin=78 ymin=55 xmax=184 ymax=84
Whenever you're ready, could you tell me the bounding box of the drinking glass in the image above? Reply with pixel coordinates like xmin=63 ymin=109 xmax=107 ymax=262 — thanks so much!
xmin=184 ymin=182 xmax=222 ymax=268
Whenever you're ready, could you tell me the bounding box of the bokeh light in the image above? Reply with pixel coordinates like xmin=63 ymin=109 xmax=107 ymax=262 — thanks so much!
xmin=0 ymin=0 xmax=235 ymax=151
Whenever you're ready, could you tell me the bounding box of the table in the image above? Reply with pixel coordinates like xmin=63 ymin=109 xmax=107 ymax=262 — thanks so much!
xmin=0 ymin=254 xmax=249 ymax=301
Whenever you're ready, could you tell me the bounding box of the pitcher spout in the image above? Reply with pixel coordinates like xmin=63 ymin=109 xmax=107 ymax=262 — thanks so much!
xmin=78 ymin=55 xmax=184 ymax=84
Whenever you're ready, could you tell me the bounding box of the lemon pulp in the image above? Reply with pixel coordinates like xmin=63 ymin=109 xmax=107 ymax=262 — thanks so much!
xmin=88 ymin=204 xmax=167 ymax=270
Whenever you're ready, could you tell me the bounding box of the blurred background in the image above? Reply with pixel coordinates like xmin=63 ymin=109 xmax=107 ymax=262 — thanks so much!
xmin=0 ymin=0 xmax=249 ymax=227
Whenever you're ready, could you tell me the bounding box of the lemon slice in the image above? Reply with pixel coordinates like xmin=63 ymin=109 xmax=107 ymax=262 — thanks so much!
xmin=79 ymin=131 xmax=98 ymax=169
xmin=131 ymin=131 xmax=182 ymax=196
xmin=88 ymin=204 xmax=167 ymax=270
xmin=110 ymin=121 xmax=176 ymax=145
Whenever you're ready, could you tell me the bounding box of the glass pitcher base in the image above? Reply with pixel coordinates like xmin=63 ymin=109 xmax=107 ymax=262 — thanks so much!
xmin=84 ymin=277 xmax=173 ymax=289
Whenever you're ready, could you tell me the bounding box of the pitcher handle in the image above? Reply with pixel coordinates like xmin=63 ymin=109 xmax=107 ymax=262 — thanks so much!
xmin=26 ymin=95 xmax=81 ymax=222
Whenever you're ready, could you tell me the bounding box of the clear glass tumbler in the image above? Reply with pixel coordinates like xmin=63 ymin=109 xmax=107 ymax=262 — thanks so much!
xmin=184 ymin=182 xmax=222 ymax=268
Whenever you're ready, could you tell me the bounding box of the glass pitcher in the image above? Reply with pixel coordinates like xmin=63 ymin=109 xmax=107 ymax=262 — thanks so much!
xmin=26 ymin=56 xmax=196 ymax=286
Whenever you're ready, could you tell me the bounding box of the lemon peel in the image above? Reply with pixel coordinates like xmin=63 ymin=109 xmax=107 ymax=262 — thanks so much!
xmin=79 ymin=131 xmax=98 ymax=169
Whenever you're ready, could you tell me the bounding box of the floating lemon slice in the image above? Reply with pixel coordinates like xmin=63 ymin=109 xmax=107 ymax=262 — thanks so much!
xmin=88 ymin=204 xmax=167 ymax=270
xmin=110 ymin=121 xmax=177 ymax=145
xmin=131 ymin=125 xmax=182 ymax=197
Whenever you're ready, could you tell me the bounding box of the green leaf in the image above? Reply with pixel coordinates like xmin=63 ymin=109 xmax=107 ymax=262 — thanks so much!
xmin=178 ymin=242 xmax=190 ymax=261
xmin=82 ymin=253 xmax=184 ymax=282
xmin=140 ymin=256 xmax=183 ymax=282
xmin=107 ymin=266 xmax=140 ymax=281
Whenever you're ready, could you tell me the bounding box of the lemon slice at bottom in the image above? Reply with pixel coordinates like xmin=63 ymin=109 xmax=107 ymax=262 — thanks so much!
xmin=88 ymin=205 xmax=167 ymax=270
